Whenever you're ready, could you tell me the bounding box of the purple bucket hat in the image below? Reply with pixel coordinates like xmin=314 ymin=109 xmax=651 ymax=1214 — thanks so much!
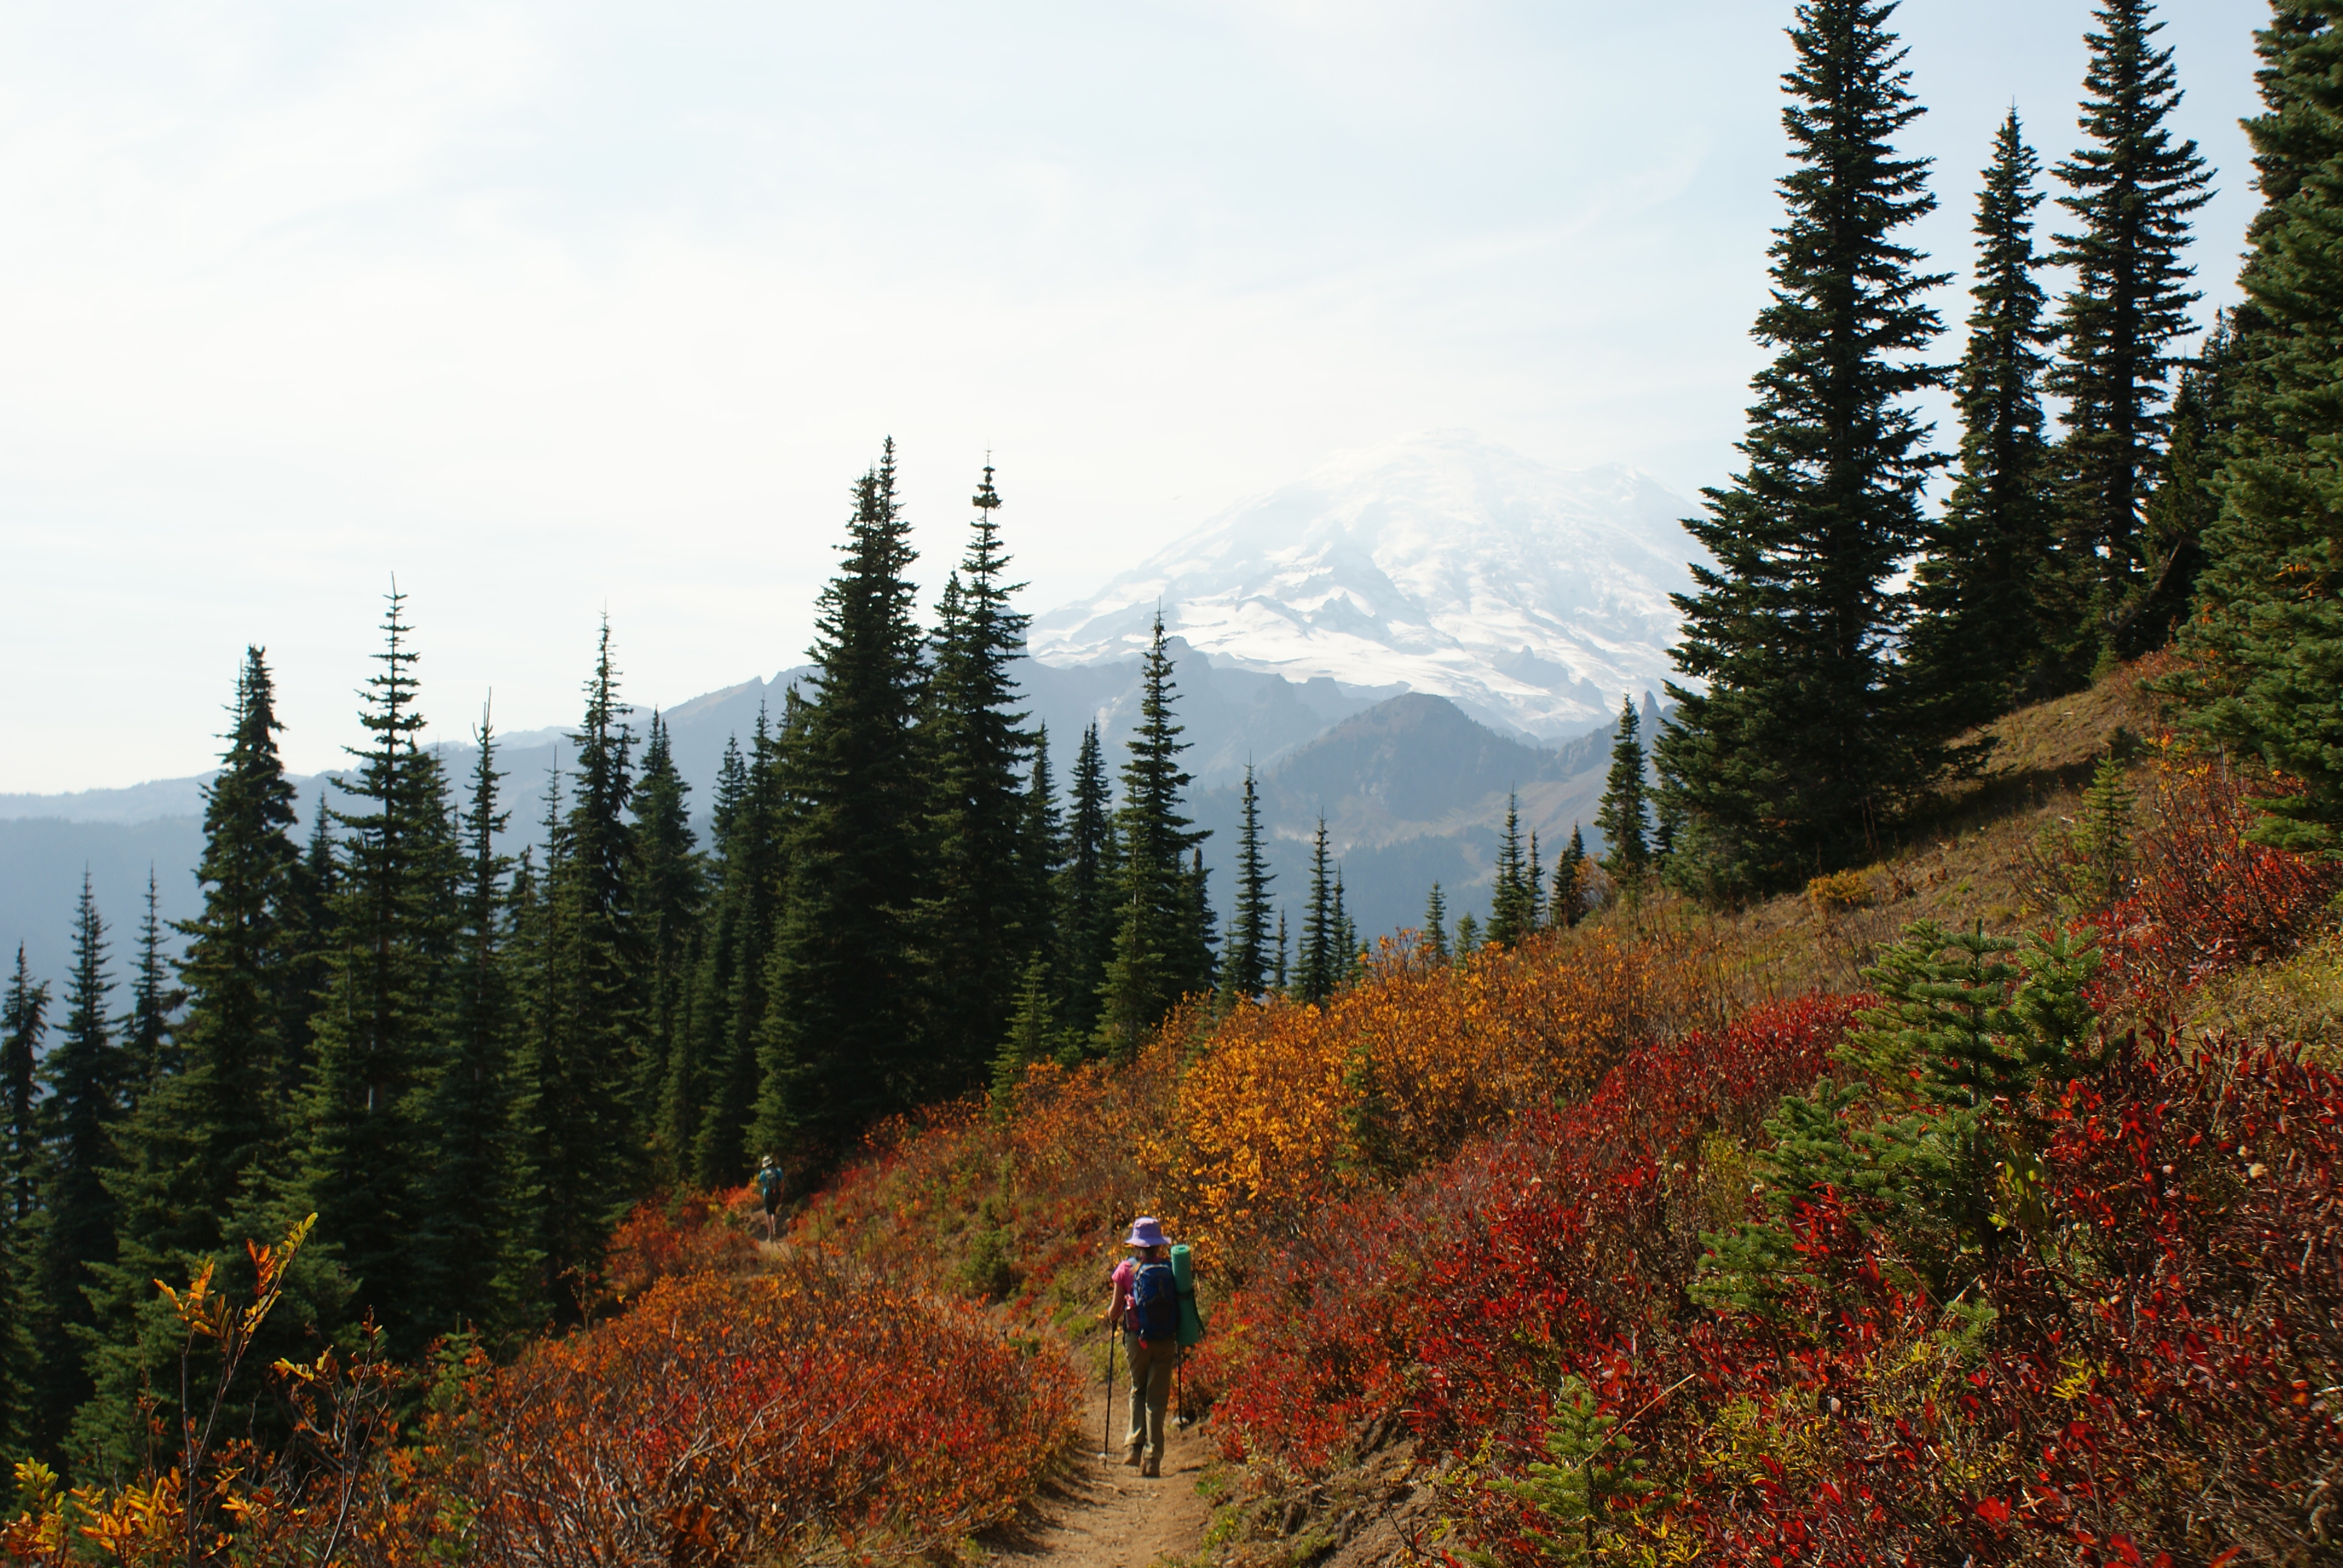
xmin=1122 ymin=1216 xmax=1170 ymax=1249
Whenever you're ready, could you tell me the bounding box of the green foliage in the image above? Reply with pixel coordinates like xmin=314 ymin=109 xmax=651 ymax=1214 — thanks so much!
xmin=1054 ymin=724 xmax=1118 ymax=1043
xmin=1907 ymin=109 xmax=2060 ymax=727
xmin=916 ymin=465 xmax=1038 ymax=1096
xmin=1296 ymin=820 xmax=1341 ymax=1004
xmin=2170 ymin=2 xmax=2343 ymax=857
xmin=1217 ymin=767 xmax=1276 ymax=1005
xmin=1485 ymin=1374 xmax=1654 ymax=1566
xmin=630 ymin=711 xmax=704 ymax=1184
xmin=1423 ymin=883 xmax=1450 ymax=962
xmin=1699 ymin=920 xmax=2105 ymax=1316
xmin=2048 ymin=0 xmax=2215 ymax=660
xmin=31 ymin=876 xmax=133 ymax=1444
xmin=760 ymin=443 xmax=929 ymax=1159
xmin=1655 ymin=0 xmax=1951 ymax=897
xmin=297 ymin=588 xmax=464 ymax=1353
xmin=1487 ymin=795 xmax=1535 ymax=947
xmin=1552 ymin=826 xmax=1590 ymax=930
xmin=1593 ymin=699 xmax=1650 ymax=878
xmin=1097 ymin=616 xmax=1212 ymax=1054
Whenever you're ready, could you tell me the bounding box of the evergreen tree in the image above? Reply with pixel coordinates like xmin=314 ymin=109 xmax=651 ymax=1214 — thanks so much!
xmin=1527 ymin=831 xmax=1545 ymax=929
xmin=122 ymin=870 xmax=182 ymax=1092
xmin=1272 ymin=909 xmax=1289 ymax=995
xmin=1332 ymin=870 xmax=1358 ymax=982
xmin=1017 ymin=727 xmax=1064 ymax=990
xmin=1594 ymin=699 xmax=1651 ymax=877
xmin=3 ymin=950 xmax=45 ymax=1226
xmin=298 ymin=589 xmax=462 ymax=1353
xmin=0 ymin=948 xmax=36 ymax=1459
xmin=84 ymin=648 xmax=307 ymax=1466
xmin=1453 ymin=912 xmax=1481 ymax=961
xmin=1908 ymin=110 xmax=2061 ymax=725
xmin=1423 ymin=883 xmax=1450 ymax=962
xmin=1296 ymin=819 xmax=1338 ymax=1005
xmin=414 ymin=704 xmax=524 ymax=1338
xmin=279 ymin=791 xmax=336 ymax=1106
xmin=33 ymin=875 xmax=133 ymax=1443
xmin=915 ymin=465 xmax=1035 ymax=1095
xmin=1654 ymin=0 xmax=1950 ymax=897
xmin=684 ymin=714 xmax=788 ymax=1187
xmin=990 ymin=954 xmax=1061 ymax=1111
xmin=1096 ymin=617 xmax=1210 ymax=1053
xmin=629 ymin=711 xmax=703 ymax=1180
xmin=759 ymin=445 xmax=929 ymax=1155
xmin=523 ymin=622 xmax=644 ymax=1319
xmin=2049 ymin=0 xmax=2215 ymax=658
xmin=1216 ymin=767 xmax=1276 ymax=1005
xmin=1554 ymin=826 xmax=1590 ymax=929
xmin=1054 ymin=724 xmax=1117 ymax=1042
xmin=2170 ymin=6 xmax=2343 ymax=852
xmin=1488 ymin=794 xmax=1535 ymax=946
xmin=2132 ymin=319 xmax=2242 ymax=647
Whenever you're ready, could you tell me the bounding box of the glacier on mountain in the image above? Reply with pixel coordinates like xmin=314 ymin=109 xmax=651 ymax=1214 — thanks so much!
xmin=1027 ymin=430 xmax=1703 ymax=739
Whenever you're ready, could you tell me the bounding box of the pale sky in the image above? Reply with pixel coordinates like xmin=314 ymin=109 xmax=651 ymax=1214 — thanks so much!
xmin=1 ymin=0 xmax=2266 ymax=792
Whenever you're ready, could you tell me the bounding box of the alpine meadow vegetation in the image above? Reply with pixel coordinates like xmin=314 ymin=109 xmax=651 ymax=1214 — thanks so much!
xmin=8 ymin=1 xmax=2343 ymax=1564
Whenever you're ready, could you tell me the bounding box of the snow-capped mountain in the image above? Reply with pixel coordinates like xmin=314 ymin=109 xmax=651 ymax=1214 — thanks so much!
xmin=1028 ymin=431 xmax=1702 ymax=739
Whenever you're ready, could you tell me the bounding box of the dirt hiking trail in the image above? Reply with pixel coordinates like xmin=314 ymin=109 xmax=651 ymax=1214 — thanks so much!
xmin=986 ymin=1365 xmax=1214 ymax=1568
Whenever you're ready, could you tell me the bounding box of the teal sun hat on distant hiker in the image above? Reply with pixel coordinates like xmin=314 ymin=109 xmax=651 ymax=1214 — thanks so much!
xmin=1124 ymin=1217 xmax=1169 ymax=1249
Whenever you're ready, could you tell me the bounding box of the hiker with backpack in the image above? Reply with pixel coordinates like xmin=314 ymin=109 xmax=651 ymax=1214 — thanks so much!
xmin=1100 ymin=1216 xmax=1181 ymax=1477
xmin=755 ymin=1154 xmax=785 ymax=1243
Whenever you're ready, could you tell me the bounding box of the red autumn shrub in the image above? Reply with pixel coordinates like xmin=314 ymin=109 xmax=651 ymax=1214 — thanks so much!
xmin=438 ymin=1253 xmax=1076 ymax=1566
xmin=2102 ymin=754 xmax=2341 ymax=1006
xmin=1198 ymin=993 xmax=1860 ymax=1475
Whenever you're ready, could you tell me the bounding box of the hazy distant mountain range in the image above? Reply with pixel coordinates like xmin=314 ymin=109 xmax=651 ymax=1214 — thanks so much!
xmin=2 ymin=433 xmax=1694 ymax=985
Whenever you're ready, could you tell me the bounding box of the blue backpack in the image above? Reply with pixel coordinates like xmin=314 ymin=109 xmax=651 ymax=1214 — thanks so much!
xmin=1131 ymin=1259 xmax=1179 ymax=1342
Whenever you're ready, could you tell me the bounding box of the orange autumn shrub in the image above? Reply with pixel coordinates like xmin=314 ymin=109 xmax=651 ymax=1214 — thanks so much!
xmin=1170 ymin=923 xmax=1709 ymax=1258
xmin=600 ymin=1188 xmax=762 ymax=1301
xmin=444 ymin=1253 xmax=1075 ymax=1566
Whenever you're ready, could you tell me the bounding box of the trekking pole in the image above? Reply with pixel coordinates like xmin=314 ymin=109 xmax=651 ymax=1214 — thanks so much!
xmin=1101 ymin=1327 xmax=1116 ymax=1463
xmin=1175 ymin=1344 xmax=1187 ymax=1430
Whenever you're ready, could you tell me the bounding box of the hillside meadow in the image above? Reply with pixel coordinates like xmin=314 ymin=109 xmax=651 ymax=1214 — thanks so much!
xmin=7 ymin=667 xmax=2341 ymax=1567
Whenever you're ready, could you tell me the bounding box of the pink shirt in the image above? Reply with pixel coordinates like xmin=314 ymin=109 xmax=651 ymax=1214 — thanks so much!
xmin=1109 ymin=1258 xmax=1138 ymax=1327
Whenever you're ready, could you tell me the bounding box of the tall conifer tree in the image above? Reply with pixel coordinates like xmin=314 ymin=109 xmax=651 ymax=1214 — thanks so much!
xmin=0 ymin=947 xmax=36 ymax=1459
xmin=85 ymin=648 xmax=306 ymax=1466
xmin=1488 ymin=794 xmax=1535 ymax=946
xmin=2172 ymin=4 xmax=2343 ymax=853
xmin=1654 ymin=0 xmax=1948 ymax=896
xmin=1908 ymin=111 xmax=2060 ymax=724
xmin=2050 ymin=0 xmax=2214 ymax=658
xmin=759 ymin=444 xmax=928 ymax=1156
xmin=916 ymin=465 xmax=1035 ymax=1094
xmin=629 ymin=710 xmax=702 ymax=1178
xmin=1096 ymin=618 xmax=1210 ymax=1053
xmin=298 ymin=589 xmax=461 ymax=1352
xmin=1595 ymin=699 xmax=1651 ymax=877
xmin=415 ymin=704 xmax=524 ymax=1336
xmin=1217 ymin=766 xmax=1275 ymax=1004
xmin=2 ymin=951 xmax=44 ymax=1227
xmin=122 ymin=871 xmax=181 ymax=1091
xmin=1296 ymin=820 xmax=1337 ymax=1005
xmin=1054 ymin=724 xmax=1116 ymax=1044
xmin=33 ymin=876 xmax=131 ymax=1442
xmin=525 ymin=623 xmax=644 ymax=1319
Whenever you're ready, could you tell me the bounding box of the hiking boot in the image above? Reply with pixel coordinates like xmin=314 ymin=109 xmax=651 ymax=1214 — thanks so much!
xmin=1141 ymin=1454 xmax=1161 ymax=1478
xmin=1121 ymin=1446 xmax=1142 ymax=1468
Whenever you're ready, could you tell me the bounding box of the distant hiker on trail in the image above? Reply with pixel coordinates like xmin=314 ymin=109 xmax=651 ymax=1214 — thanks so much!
xmin=755 ymin=1155 xmax=785 ymax=1243
xmin=1100 ymin=1215 xmax=1179 ymax=1477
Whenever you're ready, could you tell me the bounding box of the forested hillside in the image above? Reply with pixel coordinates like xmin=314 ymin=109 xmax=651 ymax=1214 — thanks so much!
xmin=4 ymin=0 xmax=2342 ymax=1564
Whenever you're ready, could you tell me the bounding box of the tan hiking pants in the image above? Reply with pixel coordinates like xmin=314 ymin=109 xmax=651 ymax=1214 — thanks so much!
xmin=1124 ymin=1334 xmax=1175 ymax=1460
